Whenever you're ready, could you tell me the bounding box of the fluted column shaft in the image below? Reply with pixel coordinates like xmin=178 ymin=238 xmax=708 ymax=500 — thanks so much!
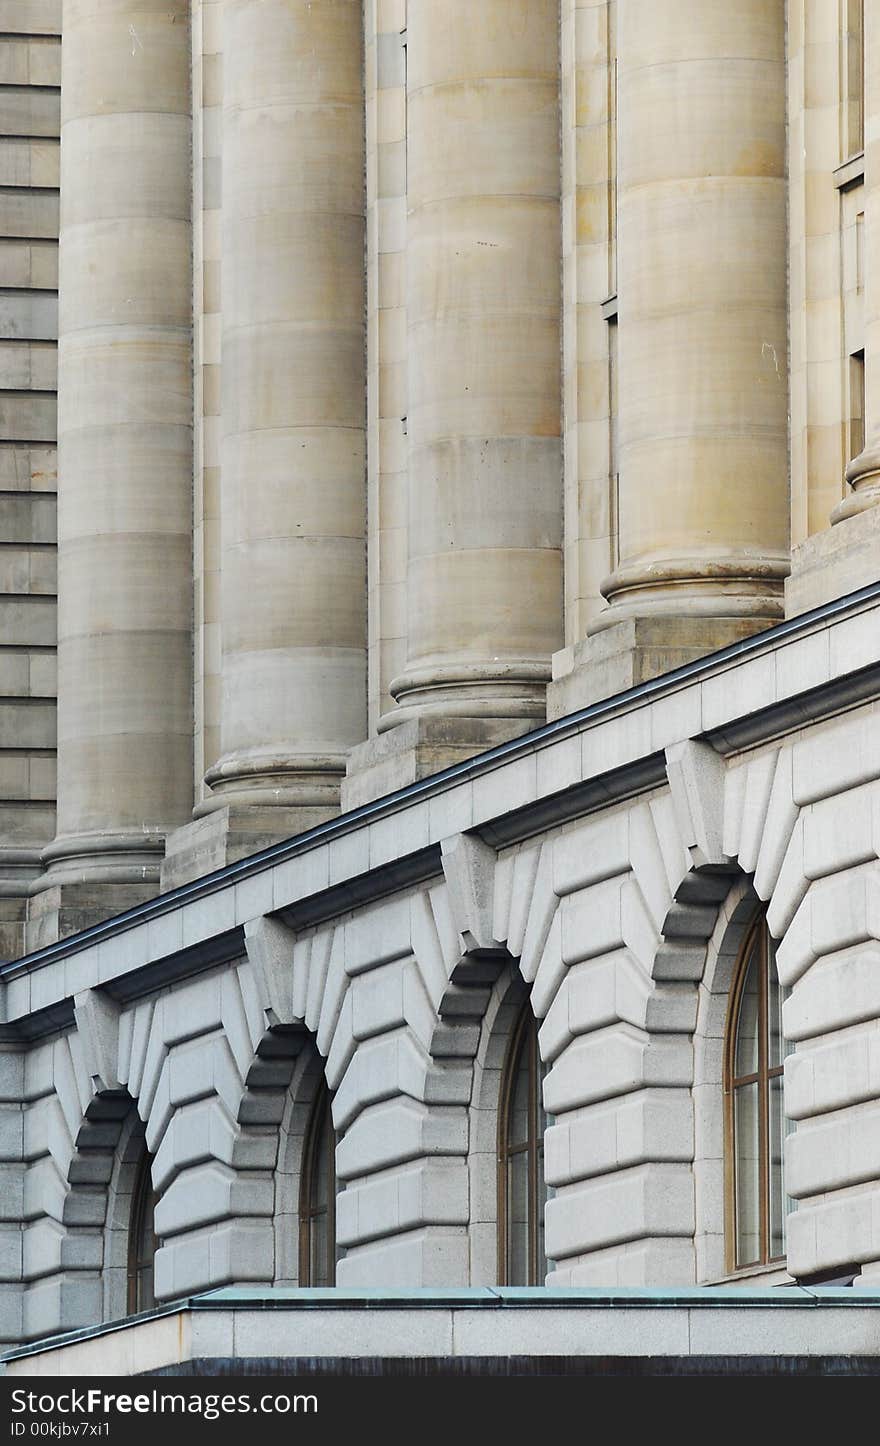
xmin=840 ymin=1 xmax=880 ymax=519
xmin=208 ymin=0 xmax=366 ymax=811
xmin=599 ymin=0 xmax=789 ymax=627
xmin=388 ymin=0 xmax=563 ymax=729
xmin=48 ymin=0 xmax=193 ymax=885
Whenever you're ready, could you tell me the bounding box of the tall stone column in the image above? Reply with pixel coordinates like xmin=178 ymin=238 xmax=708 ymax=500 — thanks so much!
xmin=839 ymin=1 xmax=880 ymax=520
xmin=389 ymin=0 xmax=563 ymax=730
xmin=34 ymin=0 xmax=193 ymax=941
xmin=552 ymin=0 xmax=789 ymax=711
xmin=206 ymin=0 xmax=366 ymax=822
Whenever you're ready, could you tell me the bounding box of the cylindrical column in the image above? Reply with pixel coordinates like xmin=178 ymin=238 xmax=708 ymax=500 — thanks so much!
xmin=839 ymin=2 xmax=880 ymax=520
xmin=388 ymin=0 xmax=563 ymax=729
xmin=598 ymin=0 xmax=789 ymax=628
xmin=207 ymin=0 xmax=366 ymax=812
xmin=46 ymin=0 xmax=193 ymax=886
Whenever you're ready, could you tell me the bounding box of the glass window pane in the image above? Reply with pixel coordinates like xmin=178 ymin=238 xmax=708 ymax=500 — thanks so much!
xmin=507 ymin=1147 xmax=529 ymax=1286
xmin=303 ymin=1086 xmax=337 ymax=1287
xmin=129 ymin=1152 xmax=157 ymax=1314
xmin=509 ymin=1036 xmax=530 ymax=1151
xmin=767 ymin=942 xmax=785 ymax=1069
xmin=536 ymin=1057 xmax=548 ymax=1283
xmin=734 ymin=945 xmax=760 ymax=1078
xmin=312 ymin=1102 xmax=331 ymax=1214
xmin=310 ymin=1210 xmax=329 ymax=1289
xmin=769 ymin=1074 xmax=794 ymax=1259
xmin=734 ymin=1081 xmax=760 ymax=1268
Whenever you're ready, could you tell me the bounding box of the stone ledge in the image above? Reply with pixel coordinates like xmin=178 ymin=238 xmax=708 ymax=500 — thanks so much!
xmin=341 ymin=716 xmax=533 ymax=811
xmin=786 ymin=508 xmax=880 ymax=618
xmin=548 ymin=615 xmax=770 ymax=718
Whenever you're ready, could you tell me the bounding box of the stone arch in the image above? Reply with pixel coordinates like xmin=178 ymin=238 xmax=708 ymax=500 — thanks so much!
xmin=273 ymin=1042 xmax=333 ymax=1286
xmin=102 ymin=1104 xmax=152 ymax=1321
xmin=55 ymin=1085 xmax=142 ymax=1337
xmin=466 ymin=962 xmax=533 ymax=1285
xmin=690 ymin=876 xmax=776 ymax=1283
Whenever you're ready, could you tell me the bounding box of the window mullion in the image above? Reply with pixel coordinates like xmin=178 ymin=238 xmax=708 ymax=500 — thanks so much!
xmin=758 ymin=925 xmax=770 ymax=1264
xmin=528 ymin=1021 xmax=538 ymax=1286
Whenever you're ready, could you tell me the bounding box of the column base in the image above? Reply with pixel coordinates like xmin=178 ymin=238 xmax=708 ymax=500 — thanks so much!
xmin=785 ymin=506 xmax=880 ymax=617
xmin=160 ymin=803 xmax=338 ymax=892
xmin=0 ymin=848 xmax=43 ymax=960
xmin=547 ymin=613 xmax=773 ymax=718
xmin=24 ymin=880 xmax=159 ymax=953
xmin=341 ymin=715 xmax=534 ymax=811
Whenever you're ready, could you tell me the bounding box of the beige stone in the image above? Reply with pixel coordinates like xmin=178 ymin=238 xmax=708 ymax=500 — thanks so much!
xmin=40 ymin=0 xmax=193 ymax=916
xmin=786 ymin=504 xmax=880 ymax=616
xmin=594 ymin=0 xmax=789 ymax=631
xmin=385 ymin=0 xmax=563 ymax=732
xmin=207 ymin=0 xmax=367 ymax=823
xmin=836 ymin=0 xmax=880 ymax=522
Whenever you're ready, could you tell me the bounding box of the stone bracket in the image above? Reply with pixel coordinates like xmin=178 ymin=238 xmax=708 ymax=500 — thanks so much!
xmin=243 ymin=915 xmax=297 ymax=1027
xmin=665 ymin=739 xmax=729 ymax=870
xmin=73 ymin=989 xmax=122 ymax=1096
xmin=440 ymin=833 xmax=499 ymax=952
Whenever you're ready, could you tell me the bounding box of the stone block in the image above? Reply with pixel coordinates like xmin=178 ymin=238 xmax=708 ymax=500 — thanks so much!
xmin=545 ymin=1162 xmax=695 ymax=1259
xmin=243 ymin=914 xmax=297 ymax=1026
xmin=160 ymin=805 xmax=327 ymax=892
xmin=786 ymin=507 xmax=880 ymax=617
xmin=336 ymin=1227 xmax=469 ymax=1289
xmin=776 ymin=866 xmax=880 ymax=990
xmin=665 ymin=739 xmax=728 ymax=869
xmin=545 ymin=1088 xmax=694 ymax=1187
xmin=341 ymin=893 xmax=411 ymax=976
xmin=802 ymin=782 xmax=880 ymax=881
xmin=551 ymin=810 xmax=629 ymax=898
xmin=548 ymin=614 xmax=766 ymax=718
xmin=784 ymin=944 xmax=880 ymax=1043
xmin=336 ymin=1156 xmax=469 ymax=1247
xmin=543 ymin=1028 xmax=691 ymax=1114
xmin=538 ymin=951 xmax=652 ymax=1060
xmin=0 ymin=1281 xmax=21 ymax=1343
xmin=440 ymin=832 xmax=498 ymax=951
xmin=72 ymin=988 xmax=121 ymax=1095
xmin=368 ymin=801 xmax=430 ymax=868
xmin=792 ymin=707 xmax=880 ymax=806
xmin=548 ymin=1237 xmax=696 ymax=1288
xmin=341 ymin=716 xmax=525 ymax=811
xmin=349 ymin=958 xmax=407 ymax=1042
xmin=332 ymin=1031 xmax=431 ymax=1131
xmin=0 ymin=1222 xmax=22 ymax=1281
xmin=22 ymin=1273 xmax=99 ymax=1343
xmin=787 ymin=1184 xmax=880 ymax=1278
xmin=753 ymin=747 xmax=799 ymax=902
xmin=335 ymin=1098 xmax=467 ymax=1180
xmin=24 ymin=881 xmax=156 ymax=952
xmin=785 ymin=1024 xmax=880 ymax=1119
xmin=209 ymin=1220 xmax=275 ymax=1287
xmin=786 ymin=1103 xmax=880 ymax=1197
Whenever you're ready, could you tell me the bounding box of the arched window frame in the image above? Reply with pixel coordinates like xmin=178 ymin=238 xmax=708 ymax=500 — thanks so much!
xmin=298 ymin=1081 xmax=337 ymax=1287
xmin=126 ymin=1147 xmax=157 ymax=1315
xmin=723 ymin=912 xmax=789 ymax=1274
xmin=497 ymin=1000 xmax=547 ymax=1286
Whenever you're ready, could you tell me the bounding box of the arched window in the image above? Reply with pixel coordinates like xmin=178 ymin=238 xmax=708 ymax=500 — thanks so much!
xmin=725 ymin=913 xmax=791 ymax=1272
xmin=498 ymin=1002 xmax=547 ymax=1285
xmin=299 ymin=1082 xmax=337 ymax=1286
xmin=127 ymin=1149 xmax=157 ymax=1314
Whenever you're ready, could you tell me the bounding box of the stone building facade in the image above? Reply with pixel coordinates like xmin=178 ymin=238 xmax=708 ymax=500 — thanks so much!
xmin=0 ymin=0 xmax=880 ymax=1355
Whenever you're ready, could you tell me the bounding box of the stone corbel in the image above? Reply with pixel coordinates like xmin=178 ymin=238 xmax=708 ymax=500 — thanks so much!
xmin=665 ymin=738 xmax=730 ymax=870
xmin=73 ymin=988 xmax=122 ymax=1096
xmin=243 ymin=914 xmax=297 ymax=1027
xmin=440 ymin=833 xmax=500 ymax=953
